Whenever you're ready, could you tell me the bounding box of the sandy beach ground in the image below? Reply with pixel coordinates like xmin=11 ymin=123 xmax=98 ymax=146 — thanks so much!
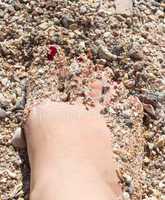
xmin=0 ymin=0 xmax=165 ymax=199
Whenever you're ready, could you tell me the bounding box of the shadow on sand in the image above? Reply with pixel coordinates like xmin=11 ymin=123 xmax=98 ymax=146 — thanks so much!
xmin=18 ymin=149 xmax=30 ymax=200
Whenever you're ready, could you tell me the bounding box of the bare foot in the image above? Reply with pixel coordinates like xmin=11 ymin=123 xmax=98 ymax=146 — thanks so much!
xmin=15 ymin=80 xmax=122 ymax=200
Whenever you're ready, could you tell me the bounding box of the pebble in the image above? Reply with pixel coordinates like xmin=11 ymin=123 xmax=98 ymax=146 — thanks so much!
xmin=138 ymin=93 xmax=158 ymax=108
xmin=39 ymin=22 xmax=49 ymax=30
xmin=143 ymin=103 xmax=156 ymax=119
xmin=143 ymin=157 xmax=150 ymax=165
xmin=161 ymin=196 xmax=165 ymax=200
xmin=103 ymin=32 xmax=111 ymax=38
xmin=11 ymin=127 xmax=26 ymax=148
xmin=148 ymin=143 xmax=154 ymax=151
xmin=129 ymin=49 xmax=144 ymax=61
xmin=1 ymin=78 xmax=9 ymax=87
xmin=124 ymin=79 xmax=136 ymax=89
xmin=60 ymin=93 xmax=68 ymax=102
xmin=0 ymin=93 xmax=9 ymax=108
xmin=6 ymin=169 xmax=17 ymax=179
xmin=159 ymin=181 xmax=165 ymax=189
xmin=155 ymin=91 xmax=165 ymax=104
xmin=0 ymin=108 xmax=7 ymax=119
xmin=15 ymin=95 xmax=26 ymax=110
xmin=160 ymin=3 xmax=165 ymax=9
xmin=127 ymin=184 xmax=134 ymax=195
xmin=61 ymin=15 xmax=74 ymax=28
xmin=0 ymin=10 xmax=4 ymax=17
xmin=54 ymin=17 xmax=60 ymax=25
xmin=80 ymin=5 xmax=87 ymax=14
xmin=78 ymin=41 xmax=86 ymax=51
xmin=98 ymin=45 xmax=117 ymax=61
xmin=122 ymin=191 xmax=130 ymax=200
xmin=156 ymin=135 xmax=165 ymax=149
xmin=123 ymin=174 xmax=132 ymax=185
xmin=144 ymin=131 xmax=155 ymax=140
xmin=156 ymin=10 xmax=164 ymax=18
xmin=69 ymin=60 xmax=81 ymax=75
xmin=115 ymin=0 xmax=133 ymax=15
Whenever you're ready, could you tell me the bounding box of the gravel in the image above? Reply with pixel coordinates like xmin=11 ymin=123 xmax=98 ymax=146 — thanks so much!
xmin=0 ymin=0 xmax=164 ymax=199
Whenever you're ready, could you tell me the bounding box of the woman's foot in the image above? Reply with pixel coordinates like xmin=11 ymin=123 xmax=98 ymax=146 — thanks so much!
xmin=25 ymin=100 xmax=122 ymax=200
xmin=21 ymin=80 xmax=122 ymax=200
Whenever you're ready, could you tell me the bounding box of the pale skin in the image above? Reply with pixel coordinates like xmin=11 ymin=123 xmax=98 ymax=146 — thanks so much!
xmin=23 ymin=81 xmax=122 ymax=200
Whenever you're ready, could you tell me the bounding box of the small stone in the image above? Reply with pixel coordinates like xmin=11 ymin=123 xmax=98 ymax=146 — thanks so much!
xmin=0 ymin=10 xmax=4 ymax=18
xmin=112 ymin=45 xmax=124 ymax=56
xmin=152 ymin=189 xmax=161 ymax=198
xmin=78 ymin=41 xmax=86 ymax=51
xmin=98 ymin=45 xmax=117 ymax=61
xmin=18 ymin=198 xmax=24 ymax=200
xmin=144 ymin=8 xmax=151 ymax=15
xmin=129 ymin=49 xmax=144 ymax=61
xmin=60 ymin=93 xmax=68 ymax=102
xmin=143 ymin=157 xmax=150 ymax=165
xmin=11 ymin=93 xmax=17 ymax=105
xmin=39 ymin=22 xmax=49 ymax=30
xmin=144 ymin=131 xmax=155 ymax=140
xmin=0 ymin=108 xmax=7 ymax=119
xmin=61 ymin=15 xmax=74 ymax=28
xmin=155 ymin=91 xmax=165 ymax=104
xmin=0 ymin=93 xmax=9 ymax=108
xmin=103 ymin=32 xmax=111 ymax=38
xmin=148 ymin=143 xmax=154 ymax=151
xmin=107 ymin=107 xmax=116 ymax=114
xmin=6 ymin=169 xmax=16 ymax=179
xmin=115 ymin=15 xmax=125 ymax=22
xmin=160 ymin=194 xmax=165 ymax=200
xmin=156 ymin=10 xmax=164 ymax=18
xmin=160 ymin=3 xmax=165 ymax=9
xmin=123 ymin=174 xmax=132 ymax=185
xmin=11 ymin=127 xmax=26 ymax=148
xmin=54 ymin=17 xmax=60 ymax=25
xmin=138 ymin=93 xmax=158 ymax=108
xmin=149 ymin=196 xmax=158 ymax=200
xmin=1 ymin=78 xmax=8 ymax=86
xmin=151 ymin=1 xmax=160 ymax=7
xmin=80 ymin=5 xmax=87 ymax=14
xmin=69 ymin=23 xmax=78 ymax=31
xmin=13 ymin=2 xmax=22 ymax=10
xmin=126 ymin=17 xmax=132 ymax=26
xmin=7 ymin=5 xmax=15 ymax=14
xmin=143 ymin=103 xmax=156 ymax=119
xmin=122 ymin=191 xmax=130 ymax=200
xmin=15 ymin=96 xmax=26 ymax=110
xmin=96 ymin=58 xmax=107 ymax=65
xmin=127 ymin=184 xmax=134 ymax=195
xmin=156 ymin=135 xmax=165 ymax=149
xmin=115 ymin=0 xmax=133 ymax=15
xmin=124 ymin=79 xmax=135 ymax=89
xmin=125 ymin=119 xmax=133 ymax=128
xmin=159 ymin=181 xmax=165 ymax=189
xmin=70 ymin=60 xmax=81 ymax=75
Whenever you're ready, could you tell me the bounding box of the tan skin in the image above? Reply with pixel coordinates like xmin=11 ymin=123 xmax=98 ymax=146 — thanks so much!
xmin=23 ymin=81 xmax=122 ymax=200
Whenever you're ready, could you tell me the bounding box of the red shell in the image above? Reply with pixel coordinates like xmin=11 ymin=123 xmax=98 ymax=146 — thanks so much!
xmin=48 ymin=45 xmax=57 ymax=60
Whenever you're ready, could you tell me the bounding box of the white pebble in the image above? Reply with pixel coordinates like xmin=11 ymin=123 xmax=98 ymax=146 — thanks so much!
xmin=11 ymin=127 xmax=26 ymax=148
xmin=123 ymin=192 xmax=130 ymax=200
